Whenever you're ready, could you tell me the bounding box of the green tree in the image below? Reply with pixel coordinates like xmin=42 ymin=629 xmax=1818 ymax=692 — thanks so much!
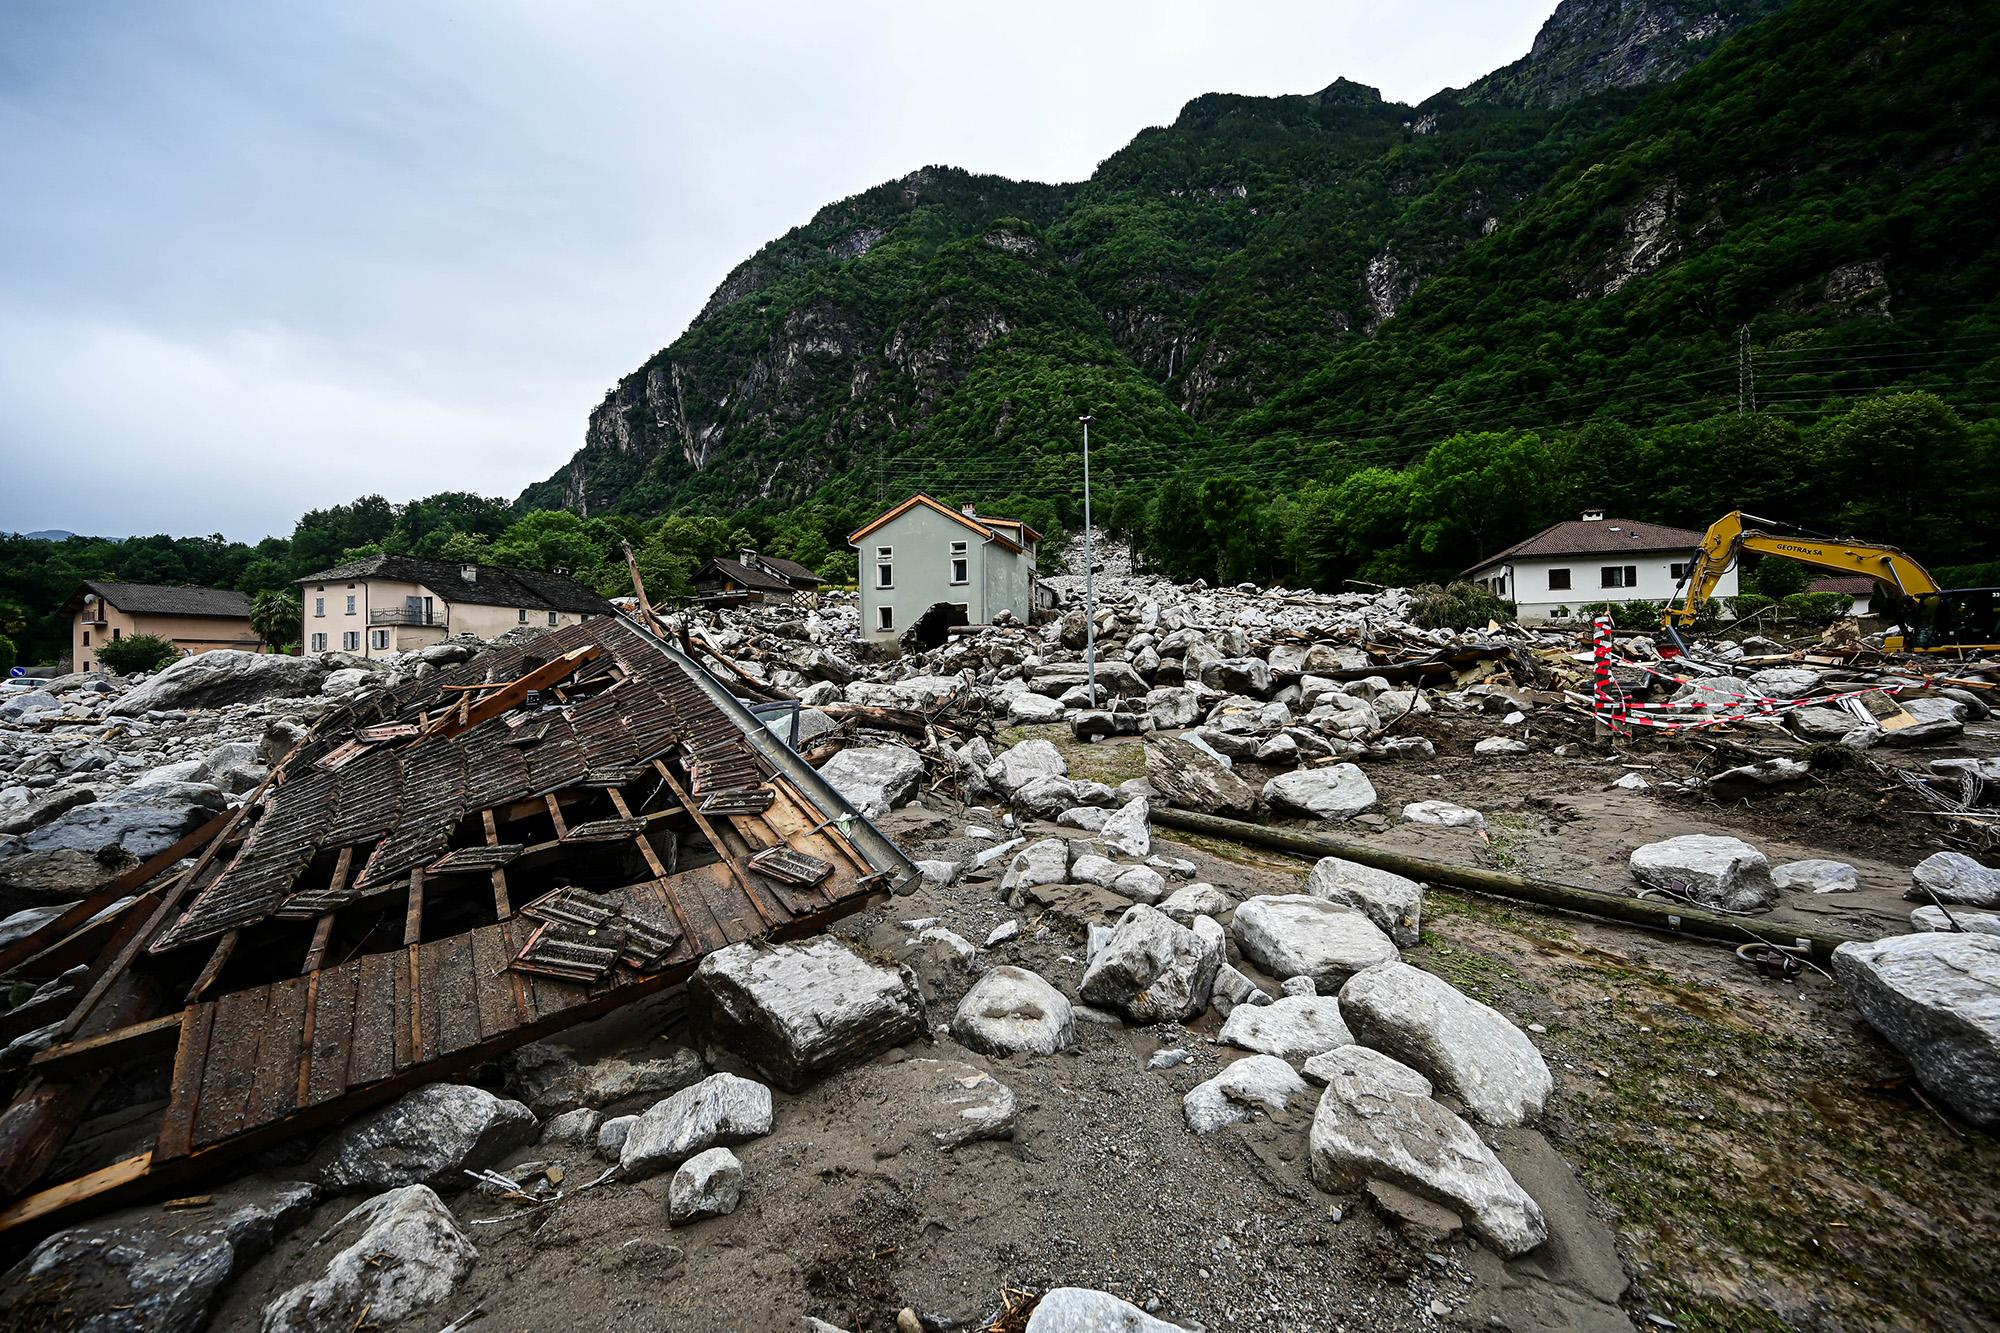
xmin=250 ymin=589 xmax=303 ymax=651
xmin=1819 ymin=393 xmax=1980 ymax=562
xmin=1404 ymin=431 xmax=1549 ymax=571
xmin=96 ymin=633 xmax=180 ymax=674
xmin=0 ymin=635 xmax=16 ymax=676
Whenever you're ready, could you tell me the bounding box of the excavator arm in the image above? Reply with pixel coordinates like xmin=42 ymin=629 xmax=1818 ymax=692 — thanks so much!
xmin=1662 ymin=511 xmax=1942 ymax=629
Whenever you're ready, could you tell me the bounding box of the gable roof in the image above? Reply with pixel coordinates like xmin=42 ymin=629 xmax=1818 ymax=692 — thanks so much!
xmin=847 ymin=492 xmax=1040 ymax=552
xmin=295 ymin=554 xmax=614 ymax=615
xmin=1465 ymin=518 xmax=1708 ymax=574
xmin=1808 ymin=576 xmax=1875 ymax=596
xmin=62 ymin=581 xmax=253 ymax=620
xmin=694 ymin=556 xmax=817 ymax=594
xmin=753 ymin=554 xmax=825 ymax=584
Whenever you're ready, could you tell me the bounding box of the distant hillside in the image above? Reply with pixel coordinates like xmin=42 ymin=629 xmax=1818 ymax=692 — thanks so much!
xmin=519 ymin=0 xmax=1993 ymax=542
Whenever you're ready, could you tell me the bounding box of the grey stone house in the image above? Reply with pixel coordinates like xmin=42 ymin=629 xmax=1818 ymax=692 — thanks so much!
xmin=848 ymin=494 xmax=1041 ymax=645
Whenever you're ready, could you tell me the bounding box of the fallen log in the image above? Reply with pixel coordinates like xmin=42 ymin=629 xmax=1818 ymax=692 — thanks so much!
xmin=814 ymin=702 xmax=985 ymax=740
xmin=1146 ymin=806 xmax=1860 ymax=963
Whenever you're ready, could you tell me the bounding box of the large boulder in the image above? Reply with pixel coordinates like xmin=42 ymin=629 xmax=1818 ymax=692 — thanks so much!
xmin=1907 ymin=852 xmax=2000 ymax=909
xmin=1912 ymin=906 xmax=2000 ymax=935
xmin=1012 ymin=773 xmax=1083 ymax=819
xmin=1772 ymin=859 xmax=1859 ymax=894
xmin=1628 ymin=834 xmax=1777 ymax=913
xmin=688 ymin=938 xmax=926 ymax=1091
xmin=1183 ymin=1054 xmax=1310 ymax=1134
xmin=1199 ymin=657 xmax=1274 ymax=698
xmin=620 ymin=1072 xmax=775 ymax=1180
xmin=1339 ymin=962 xmax=1552 ymax=1126
xmin=260 ymin=1186 xmax=475 ymax=1333
xmin=1263 ymin=765 xmax=1378 ymax=821
xmin=1217 ymin=995 xmax=1355 ymax=1062
xmin=0 ymin=1176 xmax=316 ymax=1333
xmin=318 ymin=1083 xmax=537 ymax=1194
xmin=0 ymin=786 xmax=98 ymax=838
xmin=817 ymin=745 xmax=926 ymax=819
xmin=1833 ymin=932 xmax=2000 ymax=1130
xmin=1309 ymin=1046 xmax=1547 ymax=1257
xmin=1100 ymin=796 xmax=1151 ymax=858
xmin=1401 ymin=800 xmax=1484 ymax=829
xmin=990 ymin=738 xmax=1068 ymax=793
xmin=0 ymin=782 xmax=226 ymax=864
xmin=1230 ymin=895 xmax=1399 ymax=991
xmin=1143 ymin=687 xmax=1203 ymax=730
xmin=1008 ymin=691 xmax=1066 ymax=724
xmin=1305 ymin=856 xmax=1423 ymax=947
xmin=845 ymin=675 xmax=971 ymax=709
xmin=1788 ymin=705 xmax=1863 ymax=742
xmin=108 ymin=650 xmax=329 ymax=716
xmin=1026 ymin=1288 xmax=1186 ymax=1333
xmin=507 ymin=1042 xmax=706 ymax=1117
xmin=1145 ymin=735 xmax=1258 ymax=817
xmin=1000 ymin=838 xmax=1071 ymax=894
xmin=1078 ymin=904 xmax=1224 ymax=1024
xmin=1879 ymin=696 xmax=1966 ymax=746
xmin=952 ymin=966 xmax=1076 ymax=1056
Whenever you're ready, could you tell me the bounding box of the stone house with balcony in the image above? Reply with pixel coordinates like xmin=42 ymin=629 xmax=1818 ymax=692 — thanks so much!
xmin=62 ymin=582 xmax=260 ymax=672
xmin=296 ymin=554 xmax=614 ymax=659
xmin=690 ymin=550 xmax=826 ymax=605
xmin=1460 ymin=509 xmax=1738 ymax=625
xmin=848 ymin=494 xmax=1042 ymax=646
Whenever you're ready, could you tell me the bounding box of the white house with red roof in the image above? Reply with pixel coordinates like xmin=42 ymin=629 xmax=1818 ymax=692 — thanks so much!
xmin=1461 ymin=509 xmax=1737 ymax=625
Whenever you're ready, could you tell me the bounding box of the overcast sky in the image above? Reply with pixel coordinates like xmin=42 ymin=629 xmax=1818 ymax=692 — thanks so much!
xmin=0 ymin=0 xmax=1556 ymax=543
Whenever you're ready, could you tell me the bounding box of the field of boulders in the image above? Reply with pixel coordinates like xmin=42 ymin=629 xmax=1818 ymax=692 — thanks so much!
xmin=3 ymin=541 xmax=1999 ymax=1333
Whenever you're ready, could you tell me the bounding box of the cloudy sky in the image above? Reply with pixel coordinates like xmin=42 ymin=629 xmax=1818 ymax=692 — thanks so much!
xmin=0 ymin=0 xmax=1556 ymax=542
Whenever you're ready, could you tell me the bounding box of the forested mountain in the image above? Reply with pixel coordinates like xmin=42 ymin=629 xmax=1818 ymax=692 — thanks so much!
xmin=524 ymin=0 xmax=1830 ymax=528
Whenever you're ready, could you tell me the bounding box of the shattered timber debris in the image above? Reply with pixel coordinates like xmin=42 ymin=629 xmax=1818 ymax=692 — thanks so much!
xmin=0 ymin=614 xmax=912 ymax=1235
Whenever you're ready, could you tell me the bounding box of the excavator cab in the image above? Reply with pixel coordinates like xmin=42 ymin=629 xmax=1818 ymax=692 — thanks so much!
xmin=1898 ymin=588 xmax=2000 ymax=652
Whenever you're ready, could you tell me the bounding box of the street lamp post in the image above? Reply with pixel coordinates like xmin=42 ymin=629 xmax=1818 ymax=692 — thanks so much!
xmin=1079 ymin=413 xmax=1095 ymax=708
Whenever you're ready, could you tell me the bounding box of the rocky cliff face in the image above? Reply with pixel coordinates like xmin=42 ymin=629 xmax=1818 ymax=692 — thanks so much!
xmin=1459 ymin=0 xmax=1791 ymax=108
xmin=518 ymin=0 xmax=1804 ymax=522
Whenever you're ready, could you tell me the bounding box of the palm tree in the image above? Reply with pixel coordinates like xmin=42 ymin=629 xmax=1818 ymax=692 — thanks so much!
xmin=250 ymin=589 xmax=303 ymax=653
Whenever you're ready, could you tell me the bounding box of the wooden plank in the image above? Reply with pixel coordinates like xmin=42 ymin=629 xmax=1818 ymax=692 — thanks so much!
xmin=246 ymin=977 xmax=306 ymax=1126
xmin=500 ymin=921 xmax=539 ymax=1024
xmin=0 ymin=1152 xmax=154 ymax=1233
xmin=652 ymin=759 xmax=774 ymax=931
xmin=482 ymin=810 xmax=511 ymax=921
xmin=301 ymin=915 xmax=336 ymax=977
xmin=28 ymin=1012 xmax=183 ymax=1081
xmin=392 ymin=948 xmax=417 ymax=1072
xmin=435 ymin=934 xmax=481 ymax=1055
xmin=184 ymin=930 xmax=239 ymax=1004
xmin=427 ymin=645 xmax=600 ymax=738
xmin=192 ymin=987 xmax=267 ymax=1147
xmin=414 ymin=940 xmax=444 ymax=1060
xmin=468 ymin=924 xmax=518 ymax=1040
xmin=543 ymin=792 xmax=569 ymax=839
xmin=404 ymin=868 xmax=426 ymax=946
xmin=153 ymin=1004 xmax=213 ymax=1164
xmin=306 ymin=962 xmax=359 ymax=1106
xmin=348 ymin=952 xmax=396 ymax=1087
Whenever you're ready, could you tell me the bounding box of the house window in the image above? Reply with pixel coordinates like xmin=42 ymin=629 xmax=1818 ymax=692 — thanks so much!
xmin=548 ymin=611 xmax=558 ymax=626
xmin=949 ymin=541 xmax=968 ymax=586
xmin=1600 ymin=565 xmax=1639 ymax=589
xmin=82 ymin=631 xmax=90 ymax=646
xmin=1548 ymin=569 xmax=1571 ymax=591
xmin=877 ymin=605 xmax=894 ymax=632
xmin=311 ymin=633 xmax=327 ymax=651
xmin=342 ymin=631 xmax=360 ymax=651
xmin=518 ymin=609 xmax=529 ymax=623
xmin=346 ymin=595 xmax=356 ymax=615
xmin=1670 ymin=562 xmax=1690 ymax=580
xmin=113 ymin=627 xmax=121 ymax=640
xmin=875 ymin=545 xmax=893 ymax=589
xmin=370 ymin=629 xmax=390 ymax=650
xmin=314 ymin=597 xmax=325 ymax=617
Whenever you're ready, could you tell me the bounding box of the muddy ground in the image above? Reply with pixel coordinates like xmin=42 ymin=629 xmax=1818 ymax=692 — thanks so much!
xmin=205 ymin=710 xmax=2000 ymax=1333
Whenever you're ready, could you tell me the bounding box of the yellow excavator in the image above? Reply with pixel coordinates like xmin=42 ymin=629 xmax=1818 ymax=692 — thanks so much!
xmin=1661 ymin=511 xmax=2000 ymax=654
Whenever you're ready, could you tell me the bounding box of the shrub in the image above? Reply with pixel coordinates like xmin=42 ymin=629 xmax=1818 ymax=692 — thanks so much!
xmin=1407 ymin=582 xmax=1516 ymax=630
xmin=0 ymin=635 xmax=15 ymax=676
xmin=1578 ymin=599 xmax=1664 ymax=631
xmin=1782 ymin=591 xmax=1854 ymax=625
xmin=96 ymin=633 xmax=181 ymax=674
xmin=1724 ymin=593 xmax=1776 ymax=622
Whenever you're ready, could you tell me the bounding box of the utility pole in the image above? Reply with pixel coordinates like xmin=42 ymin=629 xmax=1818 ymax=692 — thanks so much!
xmin=1737 ymin=326 xmax=1755 ymax=416
xmin=1079 ymin=413 xmax=1096 ymax=708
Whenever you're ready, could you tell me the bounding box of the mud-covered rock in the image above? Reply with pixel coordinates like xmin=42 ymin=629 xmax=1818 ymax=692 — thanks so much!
xmin=620 ymin=1072 xmax=775 ymax=1180
xmin=318 ymin=1083 xmax=537 ymax=1194
xmin=1304 ymin=856 xmax=1423 ymax=947
xmin=951 ymin=966 xmax=1076 ymax=1056
xmin=260 ymin=1185 xmax=475 ymax=1333
xmin=689 ymin=939 xmax=926 ymax=1092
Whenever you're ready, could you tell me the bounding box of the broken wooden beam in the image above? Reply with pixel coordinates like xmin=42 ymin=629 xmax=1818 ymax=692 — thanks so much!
xmin=27 ymin=1013 xmax=184 ymax=1082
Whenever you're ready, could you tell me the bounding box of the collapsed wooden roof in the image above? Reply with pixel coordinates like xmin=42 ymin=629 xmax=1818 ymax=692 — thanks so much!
xmin=0 ymin=615 xmax=913 ymax=1242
